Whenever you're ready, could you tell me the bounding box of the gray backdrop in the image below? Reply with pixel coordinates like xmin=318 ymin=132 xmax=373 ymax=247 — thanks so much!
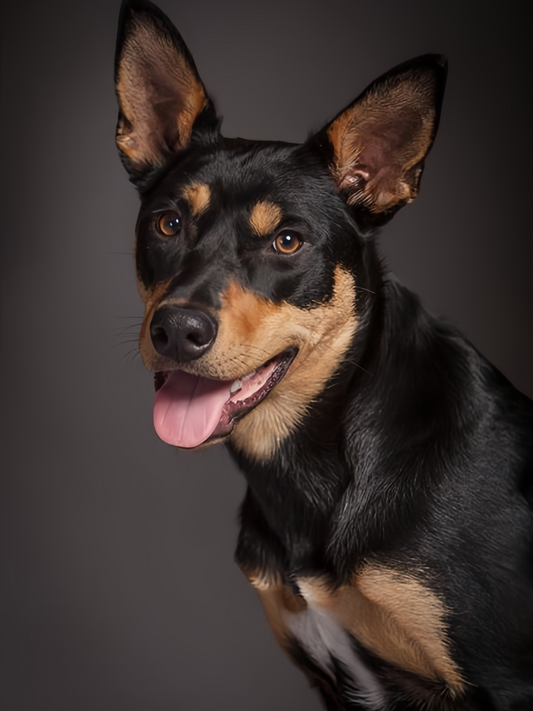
xmin=1 ymin=1 xmax=531 ymax=709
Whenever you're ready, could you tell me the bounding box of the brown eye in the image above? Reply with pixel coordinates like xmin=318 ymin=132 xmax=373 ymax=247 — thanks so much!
xmin=273 ymin=230 xmax=303 ymax=255
xmin=157 ymin=211 xmax=181 ymax=237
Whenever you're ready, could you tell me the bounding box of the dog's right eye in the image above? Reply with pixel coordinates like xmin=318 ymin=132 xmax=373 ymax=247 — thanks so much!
xmin=156 ymin=211 xmax=181 ymax=237
xmin=273 ymin=230 xmax=303 ymax=255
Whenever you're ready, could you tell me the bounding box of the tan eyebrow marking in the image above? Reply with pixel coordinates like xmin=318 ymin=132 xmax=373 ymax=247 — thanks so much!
xmin=182 ymin=183 xmax=211 ymax=215
xmin=249 ymin=201 xmax=282 ymax=236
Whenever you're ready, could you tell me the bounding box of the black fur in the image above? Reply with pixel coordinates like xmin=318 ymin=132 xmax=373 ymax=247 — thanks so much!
xmin=115 ymin=2 xmax=533 ymax=709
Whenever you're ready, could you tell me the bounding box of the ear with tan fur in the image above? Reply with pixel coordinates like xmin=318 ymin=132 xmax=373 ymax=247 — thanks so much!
xmin=315 ymin=55 xmax=447 ymax=230
xmin=114 ymin=0 xmax=218 ymax=184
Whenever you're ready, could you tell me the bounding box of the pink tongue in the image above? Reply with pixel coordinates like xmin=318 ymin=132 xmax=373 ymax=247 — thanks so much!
xmin=153 ymin=370 xmax=232 ymax=448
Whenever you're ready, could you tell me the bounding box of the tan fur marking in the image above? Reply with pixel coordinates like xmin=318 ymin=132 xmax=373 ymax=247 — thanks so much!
xmin=137 ymin=278 xmax=181 ymax=371
xmin=225 ymin=267 xmax=357 ymax=459
xmin=137 ymin=267 xmax=358 ymax=457
xmin=251 ymin=580 xmax=308 ymax=654
xmin=183 ymin=183 xmax=211 ymax=216
xmin=241 ymin=566 xmax=282 ymax=590
xmin=116 ymin=16 xmax=207 ymax=170
xmin=135 ymin=273 xmax=148 ymax=304
xmin=249 ymin=201 xmax=282 ymax=236
xmin=245 ymin=570 xmax=307 ymax=615
xmin=327 ymin=74 xmax=436 ymax=213
xmin=256 ymin=585 xmax=291 ymax=651
xmin=297 ymin=566 xmax=464 ymax=693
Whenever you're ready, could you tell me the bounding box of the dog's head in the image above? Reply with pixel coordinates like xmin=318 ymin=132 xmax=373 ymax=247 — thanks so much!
xmin=115 ymin=0 xmax=446 ymax=460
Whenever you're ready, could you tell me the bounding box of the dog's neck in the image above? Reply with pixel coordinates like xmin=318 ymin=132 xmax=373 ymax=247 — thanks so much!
xmin=228 ymin=270 xmax=387 ymax=575
xmin=230 ymin=275 xmax=485 ymax=580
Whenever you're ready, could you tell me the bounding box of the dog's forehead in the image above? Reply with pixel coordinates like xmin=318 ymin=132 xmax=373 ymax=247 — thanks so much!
xmin=188 ymin=139 xmax=301 ymax=186
xmin=151 ymin=138 xmax=337 ymax=220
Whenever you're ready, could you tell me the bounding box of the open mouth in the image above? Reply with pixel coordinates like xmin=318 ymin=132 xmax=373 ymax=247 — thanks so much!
xmin=152 ymin=348 xmax=297 ymax=449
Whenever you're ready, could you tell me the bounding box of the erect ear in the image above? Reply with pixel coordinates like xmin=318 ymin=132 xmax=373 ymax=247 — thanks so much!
xmin=114 ymin=0 xmax=218 ymax=184
xmin=314 ymin=55 xmax=447 ymax=230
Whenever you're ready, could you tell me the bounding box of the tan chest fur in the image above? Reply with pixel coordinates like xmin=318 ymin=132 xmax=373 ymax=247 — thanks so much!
xmin=247 ymin=564 xmax=464 ymax=696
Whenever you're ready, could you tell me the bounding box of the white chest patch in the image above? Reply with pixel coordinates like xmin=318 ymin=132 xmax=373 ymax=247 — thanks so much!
xmin=282 ymin=603 xmax=387 ymax=710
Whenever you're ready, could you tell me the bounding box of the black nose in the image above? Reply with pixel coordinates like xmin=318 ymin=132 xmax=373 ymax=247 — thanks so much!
xmin=150 ymin=306 xmax=218 ymax=364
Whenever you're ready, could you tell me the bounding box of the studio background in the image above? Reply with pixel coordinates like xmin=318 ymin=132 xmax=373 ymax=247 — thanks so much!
xmin=1 ymin=1 xmax=531 ymax=709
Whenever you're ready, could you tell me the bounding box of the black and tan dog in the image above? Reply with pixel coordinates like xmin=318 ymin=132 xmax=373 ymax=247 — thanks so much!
xmin=114 ymin=2 xmax=533 ymax=708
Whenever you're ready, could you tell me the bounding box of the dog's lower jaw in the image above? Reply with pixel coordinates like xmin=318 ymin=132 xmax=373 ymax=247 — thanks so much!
xmin=209 ymin=347 xmax=299 ymax=444
xmin=153 ymin=348 xmax=298 ymax=449
xmin=229 ymin=330 xmax=359 ymax=462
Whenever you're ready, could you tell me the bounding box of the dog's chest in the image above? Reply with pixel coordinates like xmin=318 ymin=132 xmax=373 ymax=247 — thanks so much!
xmin=250 ymin=566 xmax=465 ymax=707
xmin=282 ymin=592 xmax=388 ymax=708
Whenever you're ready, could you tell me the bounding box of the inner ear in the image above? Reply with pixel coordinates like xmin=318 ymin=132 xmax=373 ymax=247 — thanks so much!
xmin=115 ymin=0 xmax=216 ymax=182
xmin=316 ymin=55 xmax=447 ymax=228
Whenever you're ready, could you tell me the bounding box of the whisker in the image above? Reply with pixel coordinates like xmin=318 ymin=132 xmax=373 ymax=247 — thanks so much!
xmin=108 ymin=342 xmax=140 ymax=356
xmin=112 ymin=324 xmax=142 ymax=333
xmin=354 ymin=285 xmax=376 ymax=295
xmin=118 ymin=347 xmax=142 ymax=365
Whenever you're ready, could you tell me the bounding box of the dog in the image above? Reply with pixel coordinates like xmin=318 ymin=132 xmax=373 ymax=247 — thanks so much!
xmin=114 ymin=1 xmax=533 ymax=708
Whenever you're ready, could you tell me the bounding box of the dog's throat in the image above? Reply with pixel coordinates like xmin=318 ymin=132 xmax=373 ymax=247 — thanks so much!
xmin=152 ymin=351 xmax=295 ymax=448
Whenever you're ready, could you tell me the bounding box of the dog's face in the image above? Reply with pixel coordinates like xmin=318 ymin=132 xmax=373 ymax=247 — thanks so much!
xmin=115 ymin=0 xmax=445 ymax=460
xmin=134 ymin=143 xmax=361 ymax=459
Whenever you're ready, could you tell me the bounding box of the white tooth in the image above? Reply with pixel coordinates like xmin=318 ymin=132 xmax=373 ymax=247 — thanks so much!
xmin=230 ymin=379 xmax=242 ymax=394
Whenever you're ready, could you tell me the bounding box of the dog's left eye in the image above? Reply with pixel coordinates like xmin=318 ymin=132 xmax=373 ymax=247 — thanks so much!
xmin=156 ymin=211 xmax=181 ymax=237
xmin=273 ymin=230 xmax=303 ymax=255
